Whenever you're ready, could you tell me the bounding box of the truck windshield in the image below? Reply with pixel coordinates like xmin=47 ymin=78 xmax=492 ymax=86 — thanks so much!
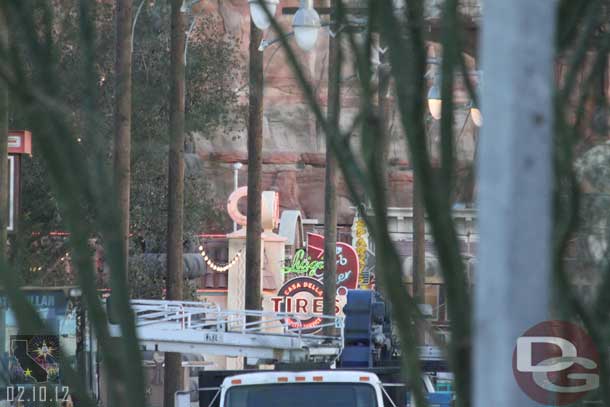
xmin=225 ymin=383 xmax=378 ymax=407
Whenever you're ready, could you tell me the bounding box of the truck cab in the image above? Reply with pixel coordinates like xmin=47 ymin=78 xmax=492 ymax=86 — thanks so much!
xmin=219 ymin=371 xmax=385 ymax=407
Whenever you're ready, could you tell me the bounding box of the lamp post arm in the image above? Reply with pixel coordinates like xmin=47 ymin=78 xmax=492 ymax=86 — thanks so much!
xmin=131 ymin=0 xmax=147 ymax=54
xmin=184 ymin=10 xmax=204 ymax=65
xmin=259 ymin=22 xmax=336 ymax=51
xmin=259 ymin=31 xmax=296 ymax=51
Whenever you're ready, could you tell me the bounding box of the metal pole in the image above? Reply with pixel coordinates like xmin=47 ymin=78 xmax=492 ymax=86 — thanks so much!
xmin=475 ymin=2 xmax=556 ymax=407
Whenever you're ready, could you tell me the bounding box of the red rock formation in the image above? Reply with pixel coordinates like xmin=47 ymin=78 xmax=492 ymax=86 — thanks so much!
xmin=190 ymin=1 xmax=479 ymax=227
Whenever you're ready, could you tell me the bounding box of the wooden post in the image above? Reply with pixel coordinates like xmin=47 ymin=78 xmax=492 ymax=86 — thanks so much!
xmin=164 ymin=0 xmax=187 ymax=405
xmin=245 ymin=18 xmax=264 ymax=317
xmin=475 ymin=1 xmax=556 ymax=407
xmin=113 ymin=0 xmax=133 ymax=287
xmin=322 ymin=0 xmax=339 ymax=335
xmin=0 ymin=6 xmax=8 ymax=255
xmin=412 ymin=173 xmax=426 ymax=345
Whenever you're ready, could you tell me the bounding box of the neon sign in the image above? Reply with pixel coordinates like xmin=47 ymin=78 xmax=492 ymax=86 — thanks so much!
xmin=281 ymin=249 xmax=324 ymax=276
xmin=273 ymin=235 xmax=360 ymax=334
xmin=307 ymin=233 xmax=360 ymax=295
xmin=271 ymin=277 xmax=340 ymax=334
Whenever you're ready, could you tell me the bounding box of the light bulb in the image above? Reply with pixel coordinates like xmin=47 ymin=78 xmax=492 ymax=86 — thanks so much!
xmin=428 ymin=98 xmax=442 ymax=120
xmin=471 ymin=107 xmax=483 ymax=127
xmin=292 ymin=1 xmax=320 ymax=51
xmin=294 ymin=26 xmax=319 ymax=51
xmin=427 ymin=72 xmax=442 ymax=120
xmin=249 ymin=0 xmax=279 ymax=30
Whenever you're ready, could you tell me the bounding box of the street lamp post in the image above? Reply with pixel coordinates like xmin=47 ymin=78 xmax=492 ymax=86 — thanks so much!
xmin=243 ymin=1 xmax=326 ymax=320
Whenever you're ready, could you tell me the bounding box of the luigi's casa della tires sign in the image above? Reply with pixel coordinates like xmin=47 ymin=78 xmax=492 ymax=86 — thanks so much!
xmin=271 ymin=277 xmax=332 ymax=333
xmin=272 ymin=233 xmax=360 ymax=334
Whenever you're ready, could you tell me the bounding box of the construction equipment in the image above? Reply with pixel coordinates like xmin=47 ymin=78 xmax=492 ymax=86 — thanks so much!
xmin=108 ymin=299 xmax=345 ymax=365
xmin=339 ymin=290 xmax=394 ymax=367
xmin=196 ymin=290 xmax=453 ymax=407
xmin=339 ymin=290 xmax=447 ymax=372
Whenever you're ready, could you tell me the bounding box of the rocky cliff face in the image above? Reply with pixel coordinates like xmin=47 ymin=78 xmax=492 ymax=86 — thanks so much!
xmin=191 ymin=1 xmax=479 ymax=226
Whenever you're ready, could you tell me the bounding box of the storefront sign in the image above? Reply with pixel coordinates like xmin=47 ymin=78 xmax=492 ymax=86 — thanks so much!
xmin=8 ymin=131 xmax=32 ymax=155
xmin=307 ymin=233 xmax=360 ymax=294
xmin=281 ymin=249 xmax=323 ymax=276
xmin=4 ymin=130 xmax=31 ymax=233
xmin=271 ymin=276 xmax=340 ymax=334
xmin=227 ymin=187 xmax=280 ymax=232
xmin=0 ymin=292 xmax=65 ymax=311
xmin=352 ymin=215 xmax=373 ymax=289
xmin=9 ymin=335 xmax=61 ymax=385
xmin=0 ymin=289 xmax=74 ymax=402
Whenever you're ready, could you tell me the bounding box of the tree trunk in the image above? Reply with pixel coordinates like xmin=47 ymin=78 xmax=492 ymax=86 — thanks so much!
xmin=322 ymin=0 xmax=339 ymax=336
xmin=245 ymin=18 xmax=264 ymax=317
xmin=113 ymin=0 xmax=132 ymax=289
xmin=474 ymin=1 xmax=555 ymax=407
xmin=164 ymin=1 xmax=186 ymax=405
xmin=0 ymin=6 xmax=8 ymax=255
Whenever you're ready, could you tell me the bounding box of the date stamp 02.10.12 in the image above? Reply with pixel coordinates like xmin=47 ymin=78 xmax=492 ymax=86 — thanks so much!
xmin=5 ymin=385 xmax=71 ymax=404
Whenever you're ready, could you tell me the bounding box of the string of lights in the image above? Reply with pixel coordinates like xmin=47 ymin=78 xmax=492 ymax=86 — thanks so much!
xmin=198 ymin=246 xmax=242 ymax=272
xmin=30 ymin=252 xmax=71 ymax=272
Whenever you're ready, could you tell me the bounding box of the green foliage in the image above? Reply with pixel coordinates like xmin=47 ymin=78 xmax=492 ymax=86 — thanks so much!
xmin=257 ymin=2 xmax=610 ymax=407
xmin=2 ymin=0 xmax=610 ymax=406
xmin=127 ymin=254 xmax=196 ymax=299
xmin=9 ymin=0 xmax=240 ymax=288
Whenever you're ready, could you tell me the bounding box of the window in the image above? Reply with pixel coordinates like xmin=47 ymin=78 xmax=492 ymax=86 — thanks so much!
xmin=225 ymin=383 xmax=378 ymax=407
xmin=405 ymin=284 xmax=442 ymax=321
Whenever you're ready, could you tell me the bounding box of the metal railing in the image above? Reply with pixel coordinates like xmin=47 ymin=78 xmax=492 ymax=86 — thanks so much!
xmin=125 ymin=299 xmax=344 ymax=363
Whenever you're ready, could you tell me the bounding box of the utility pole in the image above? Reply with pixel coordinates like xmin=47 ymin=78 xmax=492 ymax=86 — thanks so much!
xmin=408 ymin=23 xmax=425 ymax=345
xmin=0 ymin=6 xmax=8 ymax=256
xmin=164 ymin=0 xmax=186 ymax=405
xmin=114 ymin=0 xmax=133 ymax=285
xmin=412 ymin=173 xmax=426 ymax=345
xmin=110 ymin=2 xmax=133 ymax=405
xmin=474 ymin=2 xmax=555 ymax=407
xmin=377 ymin=34 xmax=390 ymax=211
xmin=245 ymin=17 xmax=264 ymax=316
xmin=322 ymin=0 xmax=339 ymax=335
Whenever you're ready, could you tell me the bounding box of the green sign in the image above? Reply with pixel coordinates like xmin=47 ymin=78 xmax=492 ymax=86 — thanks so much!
xmin=282 ymin=249 xmax=324 ymax=277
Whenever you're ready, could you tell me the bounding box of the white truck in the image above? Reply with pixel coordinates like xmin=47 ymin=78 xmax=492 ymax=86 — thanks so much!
xmin=211 ymin=370 xmax=402 ymax=407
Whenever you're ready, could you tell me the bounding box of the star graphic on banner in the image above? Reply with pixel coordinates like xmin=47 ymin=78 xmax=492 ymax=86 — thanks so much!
xmin=24 ymin=368 xmax=32 ymax=377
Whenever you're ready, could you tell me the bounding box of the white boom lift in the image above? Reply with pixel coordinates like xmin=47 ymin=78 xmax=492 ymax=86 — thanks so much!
xmin=109 ymin=299 xmax=345 ymax=365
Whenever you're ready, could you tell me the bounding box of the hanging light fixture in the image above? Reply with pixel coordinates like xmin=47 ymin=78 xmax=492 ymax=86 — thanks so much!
xmin=470 ymin=72 xmax=483 ymax=127
xmin=292 ymin=0 xmax=321 ymax=51
xmin=249 ymin=0 xmax=280 ymax=30
xmin=470 ymin=104 xmax=482 ymax=127
xmin=427 ymin=73 xmax=442 ymax=120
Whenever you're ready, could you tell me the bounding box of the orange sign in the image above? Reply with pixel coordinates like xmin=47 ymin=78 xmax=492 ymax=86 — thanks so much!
xmin=8 ymin=131 xmax=32 ymax=155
